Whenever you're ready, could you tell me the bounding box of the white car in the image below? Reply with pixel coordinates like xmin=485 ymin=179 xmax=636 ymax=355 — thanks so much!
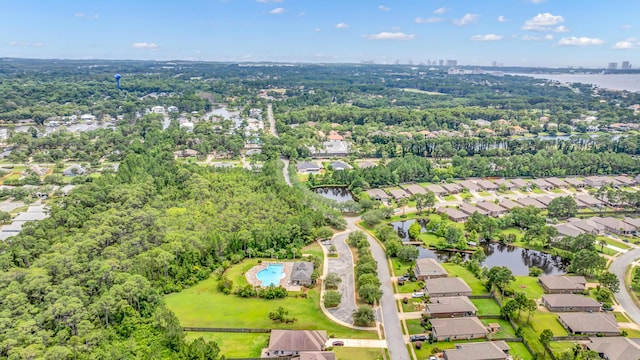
xmin=411 ymin=292 xmax=425 ymax=298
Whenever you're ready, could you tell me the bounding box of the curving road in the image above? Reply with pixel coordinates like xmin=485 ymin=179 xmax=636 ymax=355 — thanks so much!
xmin=609 ymin=246 xmax=640 ymax=324
xmin=326 ymin=229 xmax=358 ymax=324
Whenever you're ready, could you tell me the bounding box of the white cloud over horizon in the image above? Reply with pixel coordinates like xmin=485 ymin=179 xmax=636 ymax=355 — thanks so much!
xmin=523 ymin=34 xmax=553 ymax=41
xmin=497 ymin=16 xmax=507 ymax=23
xmin=132 ymin=42 xmax=159 ymax=49
xmin=269 ymin=7 xmax=284 ymax=14
xmin=335 ymin=23 xmax=349 ymax=29
xmin=612 ymin=39 xmax=638 ymax=49
xmin=522 ymin=13 xmax=565 ymax=32
xmin=433 ymin=7 xmax=448 ymax=15
xmin=453 ymin=14 xmax=479 ymax=26
xmin=558 ymin=37 xmax=603 ymax=46
xmin=471 ymin=34 xmax=503 ymax=41
xmin=415 ymin=17 xmax=444 ymax=24
xmin=364 ymin=32 xmax=415 ymax=40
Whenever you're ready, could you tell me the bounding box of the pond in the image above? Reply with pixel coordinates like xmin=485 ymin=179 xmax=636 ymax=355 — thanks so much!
xmin=416 ymin=243 xmax=567 ymax=276
xmin=313 ymin=187 xmax=354 ymax=203
xmin=389 ymin=219 xmax=429 ymax=241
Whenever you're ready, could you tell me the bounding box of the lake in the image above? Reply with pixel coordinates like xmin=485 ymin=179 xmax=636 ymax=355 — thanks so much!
xmin=313 ymin=187 xmax=354 ymax=203
xmin=389 ymin=219 xmax=567 ymax=275
xmin=511 ymin=73 xmax=640 ymax=93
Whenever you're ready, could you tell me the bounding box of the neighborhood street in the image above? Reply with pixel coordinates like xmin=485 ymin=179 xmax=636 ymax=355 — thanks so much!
xmin=609 ymin=246 xmax=640 ymax=324
xmin=326 ymin=228 xmax=358 ymax=324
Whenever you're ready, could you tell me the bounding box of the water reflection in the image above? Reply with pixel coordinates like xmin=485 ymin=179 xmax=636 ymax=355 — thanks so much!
xmin=389 ymin=219 xmax=429 ymax=241
xmin=313 ymin=187 xmax=354 ymax=203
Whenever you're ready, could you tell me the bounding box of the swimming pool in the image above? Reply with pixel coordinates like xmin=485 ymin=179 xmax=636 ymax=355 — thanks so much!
xmin=256 ymin=263 xmax=285 ymax=286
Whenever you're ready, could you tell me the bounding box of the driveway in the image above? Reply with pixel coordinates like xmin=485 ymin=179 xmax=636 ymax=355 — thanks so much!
xmin=609 ymin=246 xmax=640 ymax=324
xmin=325 ymin=339 xmax=387 ymax=348
xmin=326 ymin=230 xmax=358 ymax=324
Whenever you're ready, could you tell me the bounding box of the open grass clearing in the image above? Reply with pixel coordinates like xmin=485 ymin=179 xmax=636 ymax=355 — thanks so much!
xmin=441 ymin=263 xmax=489 ymax=295
xmin=510 ymin=276 xmax=545 ymax=300
xmin=471 ymin=298 xmax=501 ymax=316
xmin=333 ymin=347 xmax=385 ymax=360
xmin=405 ymin=319 xmax=427 ymax=335
xmin=401 ymin=298 xmax=424 ymax=312
xmin=481 ymin=319 xmax=516 ymax=339
xmin=443 ymin=195 xmax=456 ymax=201
xmin=598 ymin=236 xmax=631 ymax=250
xmin=184 ymin=332 xmax=269 ymax=358
xmin=508 ymin=342 xmax=533 ymax=360
xmin=549 ymin=341 xmax=576 ymax=357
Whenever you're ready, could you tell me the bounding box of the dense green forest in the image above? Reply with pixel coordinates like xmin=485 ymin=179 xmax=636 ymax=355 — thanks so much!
xmin=0 ymin=124 xmax=333 ymax=358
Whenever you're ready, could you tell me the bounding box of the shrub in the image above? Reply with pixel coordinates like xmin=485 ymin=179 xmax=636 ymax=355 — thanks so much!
xmin=528 ymin=267 xmax=543 ymax=277
xmin=415 ymin=341 xmax=422 ymax=350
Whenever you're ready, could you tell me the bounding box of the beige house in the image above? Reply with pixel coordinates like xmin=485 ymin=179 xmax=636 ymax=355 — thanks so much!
xmin=414 ymin=258 xmax=448 ymax=280
xmin=430 ymin=317 xmax=489 ymax=341
xmin=558 ymin=313 xmax=620 ymax=335
xmin=443 ymin=341 xmax=510 ymax=360
xmin=425 ymin=277 xmax=473 ymax=297
xmin=539 ymin=276 xmax=587 ymax=294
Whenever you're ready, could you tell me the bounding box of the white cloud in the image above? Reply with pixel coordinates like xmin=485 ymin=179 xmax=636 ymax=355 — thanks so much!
xmin=522 ymin=13 xmax=565 ymax=31
xmin=554 ymin=26 xmax=570 ymax=33
xmin=522 ymin=34 xmax=554 ymax=41
xmin=620 ymin=24 xmax=632 ymax=31
xmin=433 ymin=7 xmax=448 ymax=15
xmin=298 ymin=12 xmax=305 ymax=17
xmin=612 ymin=39 xmax=637 ymax=49
xmin=132 ymin=42 xmax=159 ymax=49
xmin=363 ymin=32 xmax=415 ymax=40
xmin=471 ymin=34 xmax=502 ymax=41
xmin=314 ymin=28 xmax=321 ymax=32
xmin=75 ymin=12 xmax=99 ymax=19
xmin=269 ymin=7 xmax=284 ymax=14
xmin=335 ymin=23 xmax=349 ymax=29
xmin=453 ymin=13 xmax=479 ymax=26
xmin=8 ymin=41 xmax=44 ymax=47
xmin=558 ymin=36 xmax=603 ymax=46
xmin=378 ymin=5 xmax=390 ymax=11
xmin=497 ymin=16 xmax=506 ymax=23
xmin=415 ymin=17 xmax=444 ymax=24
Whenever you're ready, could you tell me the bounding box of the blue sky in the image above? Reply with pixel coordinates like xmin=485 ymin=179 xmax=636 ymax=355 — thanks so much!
xmin=0 ymin=0 xmax=638 ymax=67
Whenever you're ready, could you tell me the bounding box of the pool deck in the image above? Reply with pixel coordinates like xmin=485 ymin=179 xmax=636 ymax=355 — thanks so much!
xmin=245 ymin=262 xmax=302 ymax=292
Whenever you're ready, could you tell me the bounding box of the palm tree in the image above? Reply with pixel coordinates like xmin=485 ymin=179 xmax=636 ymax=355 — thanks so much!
xmin=599 ymin=238 xmax=607 ymax=253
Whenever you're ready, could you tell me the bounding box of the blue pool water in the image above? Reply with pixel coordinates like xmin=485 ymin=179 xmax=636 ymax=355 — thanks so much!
xmin=256 ymin=264 xmax=285 ymax=286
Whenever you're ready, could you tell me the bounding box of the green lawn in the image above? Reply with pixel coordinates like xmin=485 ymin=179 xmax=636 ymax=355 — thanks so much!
xmin=390 ymin=258 xmax=414 ymax=278
xmin=598 ymin=236 xmax=631 ymax=250
xmin=550 ymin=189 xmax=564 ymax=194
xmin=549 ymin=341 xmax=576 ymax=357
xmin=417 ymin=232 xmax=443 ymax=247
xmin=165 ymin=264 xmax=377 ymax=339
xmin=477 ymin=191 xmax=491 ymax=197
xmin=510 ymin=276 xmax=545 ymax=300
xmin=184 ymin=332 xmax=269 ymax=358
xmin=510 ymin=311 xmax=567 ymax=360
xmin=401 ymin=298 xmax=423 ymax=312
xmin=614 ymin=312 xmax=629 ymax=322
xmin=460 ymin=192 xmax=473 ymax=200
xmin=406 ymin=319 xmax=427 ymax=335
xmin=413 ymin=341 xmax=457 ymax=359
xmin=498 ymin=227 xmax=525 ymax=241
xmin=471 ymin=298 xmax=501 ymax=316
xmin=621 ymin=328 xmax=640 ymax=337
xmin=531 ymin=188 xmax=545 ymax=194
xmin=333 ymin=347 xmax=385 ymax=360
xmin=508 ymin=342 xmax=533 ymax=360
xmin=397 ymin=281 xmax=425 ymax=295
xmin=482 ymin=319 xmax=516 ymax=339
xmin=443 ymin=195 xmax=456 ymax=201
xmin=441 ymin=263 xmax=489 ymax=295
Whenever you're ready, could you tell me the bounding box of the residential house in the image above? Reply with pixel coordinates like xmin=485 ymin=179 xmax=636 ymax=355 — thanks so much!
xmin=62 ymin=164 xmax=85 ymax=177
xmin=567 ymin=218 xmax=604 ymax=235
xmin=442 ymin=183 xmax=463 ymax=194
xmin=476 ymin=179 xmax=498 ymax=191
xmin=388 ymin=189 xmax=409 ymax=201
xmin=535 ymin=196 xmax=554 ymax=207
xmin=542 ymin=294 xmax=601 ymax=312
xmin=634 ymin=175 xmax=640 ymax=185
xmin=623 ymin=217 xmax=640 ymax=230
xmin=365 ymin=189 xmax=389 ymax=202
xmin=575 ymin=194 xmax=604 ymax=209
xmin=613 ymin=175 xmax=635 ymax=186
xmin=425 ymin=184 xmax=446 ymax=195
xmin=424 ymin=296 xmax=477 ymax=318
xmin=530 ymin=178 xmax=553 ymax=190
xmin=173 ymin=149 xmax=198 ymax=158
xmin=584 ymin=176 xmax=610 ymax=187
xmin=425 ymin=277 xmax=473 ymax=297
xmin=458 ymin=180 xmax=479 ymax=192
xmin=475 ymin=201 xmax=506 ymax=217
xmin=546 ymin=177 xmax=568 ymax=188
xmin=326 ymin=131 xmax=343 ymax=141
xmin=554 ymin=223 xmax=584 ymax=238
xmin=263 ymin=330 xmax=327 ymax=358
xmin=564 ymin=178 xmax=586 ymax=188
xmin=296 ymin=352 xmax=336 ymax=360
xmin=511 ymin=178 xmax=530 ymax=190
xmin=439 ymin=207 xmax=470 ymax=222
xmin=443 ymin=341 xmax=511 ymax=360
xmin=558 ymin=313 xmax=619 ymax=336
xmin=592 ymin=217 xmax=636 ymax=235
xmin=514 ymin=197 xmax=545 ymax=209
xmin=328 ymin=161 xmax=352 ymax=171
xmin=586 ymin=337 xmax=640 ymax=360
xmin=357 ymin=161 xmax=376 ymax=169
xmin=458 ymin=203 xmax=489 ymax=216
xmin=291 ymin=262 xmax=314 ymax=286
xmin=498 ymin=199 xmax=520 ymax=211
xmin=296 ymin=162 xmax=322 ymax=174
xmin=414 ymin=258 xmax=448 ymax=280
xmin=430 ymin=317 xmax=489 ymax=341
xmin=539 ymin=276 xmax=587 ymax=294
xmin=403 ymin=183 xmax=427 ymax=196
xmin=493 ymin=179 xmax=515 ymax=190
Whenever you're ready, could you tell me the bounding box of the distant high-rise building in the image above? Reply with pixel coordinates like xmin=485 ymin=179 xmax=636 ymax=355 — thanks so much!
xmin=622 ymin=61 xmax=631 ymax=70
xmin=446 ymin=59 xmax=458 ymax=67
xmin=438 ymin=60 xmax=444 ymax=66
xmin=608 ymin=62 xmax=618 ymax=70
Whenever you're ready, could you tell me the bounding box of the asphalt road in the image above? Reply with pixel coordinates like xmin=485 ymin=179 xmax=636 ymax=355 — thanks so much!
xmin=609 ymin=246 xmax=640 ymax=324
xmin=347 ymin=217 xmax=411 ymax=360
xmin=326 ymin=230 xmax=358 ymax=324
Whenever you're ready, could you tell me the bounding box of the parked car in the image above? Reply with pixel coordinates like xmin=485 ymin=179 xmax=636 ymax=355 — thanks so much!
xmin=398 ymin=275 xmax=409 ymax=282
xmin=332 ymin=341 xmax=344 ymax=346
xmin=411 ymin=292 xmax=425 ymax=298
xmin=428 ymin=357 xmax=438 ymax=360
xmin=410 ymin=335 xmax=429 ymax=342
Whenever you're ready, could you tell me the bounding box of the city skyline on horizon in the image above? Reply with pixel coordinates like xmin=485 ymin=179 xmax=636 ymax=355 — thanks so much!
xmin=1 ymin=0 xmax=639 ymax=68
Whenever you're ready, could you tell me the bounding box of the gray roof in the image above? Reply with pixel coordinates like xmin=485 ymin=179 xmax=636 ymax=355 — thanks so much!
xmin=298 ymin=352 xmax=336 ymax=360
xmin=442 ymin=183 xmax=462 ymax=192
xmin=592 ymin=217 xmax=636 ymax=232
xmin=613 ymin=175 xmax=635 ymax=185
xmin=555 ymin=223 xmax=584 ymax=238
xmin=535 ymin=196 xmax=554 ymax=206
xmin=587 ymin=337 xmax=640 ymax=360
xmin=443 ymin=341 xmax=510 ymax=360
xmin=365 ymin=188 xmax=389 ymax=200
xmin=425 ymin=296 xmax=477 ymax=315
xmin=458 ymin=180 xmax=479 ymax=191
xmin=425 ymin=277 xmax=472 ymax=295
xmin=290 ymin=262 xmax=314 ymax=282
xmin=63 ymin=164 xmax=85 ymax=176
xmin=296 ymin=162 xmax=321 ymax=171
xmin=388 ymin=189 xmax=409 ymax=200
xmin=403 ymin=184 xmax=427 ymax=195
xmin=430 ymin=317 xmax=488 ymax=338
xmin=458 ymin=203 xmax=488 ymax=216
xmin=623 ymin=217 xmax=640 ymax=228
xmin=425 ymin=184 xmax=446 ymax=194
xmin=493 ymin=179 xmax=514 ymax=188
xmin=559 ymin=313 xmax=619 ymax=334
xmin=268 ymin=330 xmax=327 ymax=352
xmin=514 ymin=197 xmax=545 ymax=209
xmin=567 ymin=218 xmax=604 ymax=233
xmin=542 ymin=294 xmax=600 ymax=308
xmin=357 ymin=161 xmax=376 ymax=169
xmin=415 ymin=258 xmax=447 ymax=277
xmin=546 ymin=177 xmax=568 ymax=187
xmin=498 ymin=199 xmax=520 ymax=210
xmin=439 ymin=207 xmax=469 ymax=220
xmin=329 ymin=161 xmax=352 ymax=170
xmin=0 ymin=223 xmax=23 ymax=232
xmin=539 ymin=276 xmax=586 ymax=291
xmin=511 ymin=179 xmax=529 ymax=188
xmin=564 ymin=177 xmax=585 ymax=186
xmin=575 ymin=194 xmax=603 ymax=206
xmin=531 ymin=178 xmax=553 ymax=188
xmin=475 ymin=179 xmax=497 ymax=190
xmin=475 ymin=201 xmax=505 ymax=213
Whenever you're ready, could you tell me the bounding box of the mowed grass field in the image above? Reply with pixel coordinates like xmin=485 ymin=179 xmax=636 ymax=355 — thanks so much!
xmin=184 ymin=332 xmax=269 ymax=358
